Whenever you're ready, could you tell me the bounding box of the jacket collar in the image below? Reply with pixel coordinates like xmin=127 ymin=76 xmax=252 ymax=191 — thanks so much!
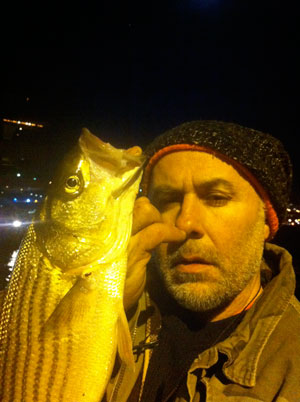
xmin=198 ymin=243 xmax=296 ymax=387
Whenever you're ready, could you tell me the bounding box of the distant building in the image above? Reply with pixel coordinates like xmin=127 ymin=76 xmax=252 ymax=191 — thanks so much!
xmin=284 ymin=204 xmax=300 ymax=227
xmin=1 ymin=117 xmax=46 ymax=168
xmin=0 ymin=117 xmax=50 ymax=227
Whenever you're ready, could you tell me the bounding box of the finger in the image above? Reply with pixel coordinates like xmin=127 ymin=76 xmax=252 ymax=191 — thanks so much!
xmin=131 ymin=197 xmax=161 ymax=235
xmin=130 ymin=222 xmax=186 ymax=254
xmin=126 ymin=222 xmax=186 ymax=280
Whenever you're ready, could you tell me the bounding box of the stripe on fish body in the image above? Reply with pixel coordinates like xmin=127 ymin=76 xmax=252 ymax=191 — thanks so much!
xmin=0 ymin=129 xmax=144 ymax=402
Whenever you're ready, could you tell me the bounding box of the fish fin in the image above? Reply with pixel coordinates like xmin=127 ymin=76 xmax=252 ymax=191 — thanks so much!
xmin=41 ymin=278 xmax=97 ymax=337
xmin=117 ymin=305 xmax=135 ymax=370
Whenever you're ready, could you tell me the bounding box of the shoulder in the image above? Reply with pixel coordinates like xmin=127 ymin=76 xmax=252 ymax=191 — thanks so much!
xmin=259 ymin=295 xmax=300 ymax=376
xmin=276 ymin=295 xmax=300 ymax=343
xmin=263 ymin=295 xmax=300 ymax=352
xmin=289 ymin=295 xmax=300 ymax=315
xmin=251 ymin=296 xmax=300 ymax=399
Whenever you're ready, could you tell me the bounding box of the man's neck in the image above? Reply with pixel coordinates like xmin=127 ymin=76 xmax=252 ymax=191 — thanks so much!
xmin=210 ymin=272 xmax=262 ymax=322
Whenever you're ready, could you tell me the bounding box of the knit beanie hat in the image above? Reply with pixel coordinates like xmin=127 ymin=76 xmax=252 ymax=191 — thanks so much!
xmin=141 ymin=120 xmax=293 ymax=240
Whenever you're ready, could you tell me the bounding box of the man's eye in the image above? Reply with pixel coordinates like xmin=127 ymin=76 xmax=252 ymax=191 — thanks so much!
xmin=157 ymin=200 xmax=175 ymax=210
xmin=205 ymin=194 xmax=231 ymax=206
xmin=155 ymin=196 xmax=181 ymax=210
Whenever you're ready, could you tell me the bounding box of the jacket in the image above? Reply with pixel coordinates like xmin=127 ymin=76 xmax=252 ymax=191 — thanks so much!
xmin=105 ymin=243 xmax=300 ymax=402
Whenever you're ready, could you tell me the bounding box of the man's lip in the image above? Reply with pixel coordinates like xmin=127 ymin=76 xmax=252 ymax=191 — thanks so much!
xmin=174 ymin=255 xmax=212 ymax=266
xmin=175 ymin=262 xmax=214 ymax=274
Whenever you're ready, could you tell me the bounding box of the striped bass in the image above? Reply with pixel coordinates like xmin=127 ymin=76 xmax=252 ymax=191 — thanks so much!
xmin=0 ymin=128 xmax=144 ymax=402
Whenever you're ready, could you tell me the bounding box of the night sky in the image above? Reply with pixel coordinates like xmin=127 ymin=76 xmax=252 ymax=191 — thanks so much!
xmin=2 ymin=0 xmax=300 ymax=198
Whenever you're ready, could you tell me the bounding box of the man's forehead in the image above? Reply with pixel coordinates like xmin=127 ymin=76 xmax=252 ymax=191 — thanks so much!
xmin=150 ymin=150 xmax=243 ymax=184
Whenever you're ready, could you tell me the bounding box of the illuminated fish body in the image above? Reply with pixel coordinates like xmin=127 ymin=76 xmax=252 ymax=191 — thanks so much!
xmin=0 ymin=129 xmax=144 ymax=402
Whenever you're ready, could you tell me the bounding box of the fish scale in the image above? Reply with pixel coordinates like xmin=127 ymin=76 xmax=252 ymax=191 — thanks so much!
xmin=0 ymin=225 xmax=76 ymax=402
xmin=0 ymin=129 xmax=143 ymax=401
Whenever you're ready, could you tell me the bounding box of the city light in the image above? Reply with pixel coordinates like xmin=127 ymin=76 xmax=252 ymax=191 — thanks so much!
xmin=12 ymin=220 xmax=22 ymax=228
xmin=8 ymin=195 xmax=44 ymax=203
xmin=16 ymin=173 xmax=21 ymax=177
xmin=3 ymin=118 xmax=44 ymax=128
xmin=285 ymin=205 xmax=300 ymax=226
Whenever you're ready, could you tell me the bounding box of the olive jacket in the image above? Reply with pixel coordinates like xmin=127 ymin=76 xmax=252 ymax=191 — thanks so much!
xmin=106 ymin=243 xmax=300 ymax=402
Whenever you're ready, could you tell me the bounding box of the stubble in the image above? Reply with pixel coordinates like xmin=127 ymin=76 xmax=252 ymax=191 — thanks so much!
xmin=154 ymin=206 xmax=267 ymax=313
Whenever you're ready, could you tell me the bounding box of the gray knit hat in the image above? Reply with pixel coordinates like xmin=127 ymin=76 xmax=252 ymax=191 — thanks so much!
xmin=141 ymin=120 xmax=293 ymax=239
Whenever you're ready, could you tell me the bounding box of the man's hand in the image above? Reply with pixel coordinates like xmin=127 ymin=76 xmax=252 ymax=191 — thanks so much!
xmin=123 ymin=197 xmax=186 ymax=310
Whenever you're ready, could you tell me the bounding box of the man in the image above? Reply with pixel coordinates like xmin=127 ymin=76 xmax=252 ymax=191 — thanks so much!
xmin=106 ymin=120 xmax=300 ymax=401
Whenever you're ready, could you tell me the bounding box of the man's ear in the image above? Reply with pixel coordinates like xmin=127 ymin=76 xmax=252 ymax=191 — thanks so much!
xmin=264 ymin=223 xmax=270 ymax=240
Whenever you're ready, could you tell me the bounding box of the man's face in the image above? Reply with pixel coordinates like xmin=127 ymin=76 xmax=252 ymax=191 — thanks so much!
xmin=148 ymin=151 xmax=270 ymax=313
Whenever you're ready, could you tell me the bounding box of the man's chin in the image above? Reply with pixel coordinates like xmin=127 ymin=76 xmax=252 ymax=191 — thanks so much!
xmin=165 ymin=281 xmax=231 ymax=313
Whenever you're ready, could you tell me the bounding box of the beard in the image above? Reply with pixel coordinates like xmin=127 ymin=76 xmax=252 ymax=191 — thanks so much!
xmin=154 ymin=207 xmax=266 ymax=313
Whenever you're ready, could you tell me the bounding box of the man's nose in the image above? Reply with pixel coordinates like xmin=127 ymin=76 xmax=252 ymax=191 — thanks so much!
xmin=175 ymin=194 xmax=204 ymax=239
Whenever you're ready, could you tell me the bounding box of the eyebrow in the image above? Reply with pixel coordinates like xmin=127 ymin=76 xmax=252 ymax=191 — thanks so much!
xmin=198 ymin=178 xmax=235 ymax=193
xmin=150 ymin=178 xmax=236 ymax=200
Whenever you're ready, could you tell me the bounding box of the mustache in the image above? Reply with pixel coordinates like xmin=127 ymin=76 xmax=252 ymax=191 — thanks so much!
xmin=168 ymin=241 xmax=221 ymax=268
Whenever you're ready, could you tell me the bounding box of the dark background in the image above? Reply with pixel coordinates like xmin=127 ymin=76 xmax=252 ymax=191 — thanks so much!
xmin=1 ymin=0 xmax=300 ymax=194
xmin=1 ymin=0 xmax=300 ymax=293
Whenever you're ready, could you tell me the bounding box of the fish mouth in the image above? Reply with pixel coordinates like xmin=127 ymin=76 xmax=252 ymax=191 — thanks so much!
xmin=112 ymin=158 xmax=147 ymax=198
xmin=78 ymin=128 xmax=145 ymax=198
xmin=79 ymin=128 xmax=144 ymax=172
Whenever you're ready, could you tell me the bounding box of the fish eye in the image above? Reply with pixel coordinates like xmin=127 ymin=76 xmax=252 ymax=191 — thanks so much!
xmin=65 ymin=175 xmax=81 ymax=193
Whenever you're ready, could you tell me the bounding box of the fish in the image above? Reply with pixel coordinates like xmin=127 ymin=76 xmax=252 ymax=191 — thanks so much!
xmin=0 ymin=128 xmax=144 ymax=402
